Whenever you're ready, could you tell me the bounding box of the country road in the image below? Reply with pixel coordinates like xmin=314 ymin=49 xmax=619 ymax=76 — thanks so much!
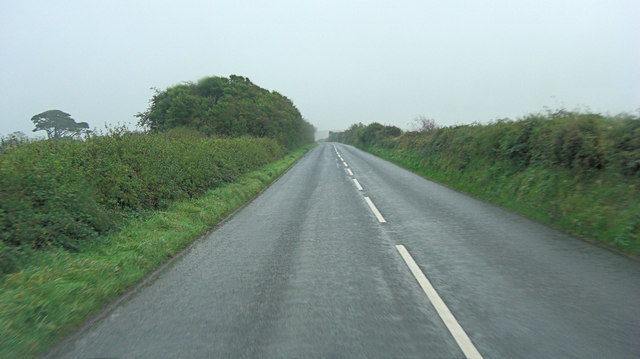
xmin=50 ymin=142 xmax=640 ymax=358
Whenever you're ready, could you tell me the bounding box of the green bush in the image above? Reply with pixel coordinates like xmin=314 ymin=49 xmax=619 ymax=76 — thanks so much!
xmin=0 ymin=130 xmax=283 ymax=265
xmin=331 ymin=110 xmax=640 ymax=254
xmin=137 ymin=75 xmax=316 ymax=149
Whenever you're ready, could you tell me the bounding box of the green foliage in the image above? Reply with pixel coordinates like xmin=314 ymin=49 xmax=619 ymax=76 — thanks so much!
xmin=0 ymin=130 xmax=283 ymax=267
xmin=1 ymin=132 xmax=30 ymax=151
xmin=137 ymin=75 xmax=315 ymax=149
xmin=0 ymin=147 xmax=311 ymax=358
xmin=332 ymin=111 xmax=640 ymax=254
xmin=328 ymin=122 xmax=402 ymax=148
xmin=30 ymin=110 xmax=90 ymax=139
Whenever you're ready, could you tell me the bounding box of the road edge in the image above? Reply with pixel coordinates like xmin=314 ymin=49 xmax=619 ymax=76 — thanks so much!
xmin=42 ymin=145 xmax=315 ymax=358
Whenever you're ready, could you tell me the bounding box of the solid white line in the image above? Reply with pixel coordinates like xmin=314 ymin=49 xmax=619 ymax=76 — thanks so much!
xmin=347 ymin=168 xmax=353 ymax=176
xmin=353 ymin=178 xmax=363 ymax=191
xmin=395 ymin=245 xmax=483 ymax=359
xmin=364 ymin=196 xmax=386 ymax=223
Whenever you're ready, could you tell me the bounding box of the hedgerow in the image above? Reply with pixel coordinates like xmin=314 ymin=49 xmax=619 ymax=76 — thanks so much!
xmin=0 ymin=128 xmax=282 ymax=271
xmin=329 ymin=111 xmax=640 ymax=254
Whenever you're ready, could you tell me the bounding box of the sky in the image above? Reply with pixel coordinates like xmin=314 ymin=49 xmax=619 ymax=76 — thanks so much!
xmin=1 ymin=0 xmax=639 ymax=137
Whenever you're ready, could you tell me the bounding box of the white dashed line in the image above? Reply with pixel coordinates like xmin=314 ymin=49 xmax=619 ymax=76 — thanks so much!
xmin=343 ymin=161 xmax=349 ymax=168
xmin=364 ymin=197 xmax=386 ymax=223
xmin=395 ymin=245 xmax=483 ymax=359
xmin=347 ymin=168 xmax=353 ymax=176
xmin=353 ymin=178 xmax=363 ymax=191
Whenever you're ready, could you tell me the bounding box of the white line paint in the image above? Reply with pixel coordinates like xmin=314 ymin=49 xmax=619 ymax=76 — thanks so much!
xmin=364 ymin=196 xmax=386 ymax=223
xmin=353 ymin=178 xmax=363 ymax=191
xmin=343 ymin=161 xmax=349 ymax=168
xmin=347 ymin=168 xmax=353 ymax=176
xmin=395 ymin=245 xmax=483 ymax=359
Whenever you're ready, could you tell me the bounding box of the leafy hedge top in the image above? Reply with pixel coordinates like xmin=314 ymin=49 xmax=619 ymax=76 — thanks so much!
xmin=136 ymin=75 xmax=315 ymax=149
xmin=329 ymin=111 xmax=640 ymax=178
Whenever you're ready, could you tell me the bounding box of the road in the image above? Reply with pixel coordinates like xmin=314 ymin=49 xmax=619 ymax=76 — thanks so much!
xmin=50 ymin=142 xmax=640 ymax=358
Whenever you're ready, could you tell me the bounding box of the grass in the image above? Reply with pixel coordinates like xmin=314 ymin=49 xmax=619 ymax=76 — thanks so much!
xmin=329 ymin=111 xmax=639 ymax=256
xmin=367 ymin=146 xmax=639 ymax=256
xmin=0 ymin=145 xmax=312 ymax=359
xmin=0 ymin=129 xmax=284 ymax=256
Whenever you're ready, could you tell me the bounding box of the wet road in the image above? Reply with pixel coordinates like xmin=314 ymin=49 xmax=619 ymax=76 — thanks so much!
xmin=51 ymin=143 xmax=640 ymax=358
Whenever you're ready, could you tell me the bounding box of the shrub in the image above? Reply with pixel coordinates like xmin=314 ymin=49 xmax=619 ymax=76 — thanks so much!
xmin=331 ymin=110 xmax=640 ymax=253
xmin=0 ymin=130 xmax=283 ymax=264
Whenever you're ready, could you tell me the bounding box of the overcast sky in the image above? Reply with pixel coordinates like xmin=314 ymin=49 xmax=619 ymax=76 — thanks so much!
xmin=1 ymin=0 xmax=638 ymax=137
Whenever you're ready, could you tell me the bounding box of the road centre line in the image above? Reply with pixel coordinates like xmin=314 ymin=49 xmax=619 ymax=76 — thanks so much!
xmin=395 ymin=245 xmax=484 ymax=359
xmin=364 ymin=197 xmax=386 ymax=223
xmin=343 ymin=161 xmax=349 ymax=168
xmin=347 ymin=168 xmax=353 ymax=176
xmin=353 ymin=178 xmax=363 ymax=191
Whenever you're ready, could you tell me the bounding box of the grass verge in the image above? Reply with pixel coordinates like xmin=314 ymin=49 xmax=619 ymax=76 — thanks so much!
xmin=0 ymin=145 xmax=313 ymax=359
xmin=366 ymin=146 xmax=639 ymax=256
xmin=329 ymin=111 xmax=639 ymax=255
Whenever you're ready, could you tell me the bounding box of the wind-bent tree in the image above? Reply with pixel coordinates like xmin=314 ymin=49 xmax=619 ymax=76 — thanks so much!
xmin=137 ymin=75 xmax=315 ymax=149
xmin=31 ymin=110 xmax=90 ymax=139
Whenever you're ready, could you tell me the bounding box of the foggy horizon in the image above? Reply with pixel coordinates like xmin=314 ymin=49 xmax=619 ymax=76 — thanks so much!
xmin=1 ymin=0 xmax=638 ymax=137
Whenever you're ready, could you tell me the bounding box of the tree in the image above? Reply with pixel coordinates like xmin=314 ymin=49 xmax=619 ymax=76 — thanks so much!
xmin=137 ymin=75 xmax=315 ymax=148
xmin=31 ymin=110 xmax=90 ymax=139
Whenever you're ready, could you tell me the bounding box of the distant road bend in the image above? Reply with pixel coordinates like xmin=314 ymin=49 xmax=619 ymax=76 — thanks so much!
xmin=51 ymin=143 xmax=640 ymax=358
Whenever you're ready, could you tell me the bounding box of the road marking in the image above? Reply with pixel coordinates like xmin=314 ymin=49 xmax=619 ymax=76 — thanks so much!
xmin=347 ymin=168 xmax=353 ymax=176
xmin=395 ymin=245 xmax=483 ymax=359
xmin=364 ymin=196 xmax=386 ymax=223
xmin=343 ymin=161 xmax=349 ymax=168
xmin=353 ymin=178 xmax=363 ymax=191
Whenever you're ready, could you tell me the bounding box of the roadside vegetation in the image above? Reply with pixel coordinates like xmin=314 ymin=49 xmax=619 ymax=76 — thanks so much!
xmin=0 ymin=147 xmax=311 ymax=358
xmin=1 ymin=130 xmax=283 ymax=273
xmin=329 ymin=110 xmax=640 ymax=255
xmin=136 ymin=74 xmax=315 ymax=149
xmin=0 ymin=74 xmax=315 ymax=357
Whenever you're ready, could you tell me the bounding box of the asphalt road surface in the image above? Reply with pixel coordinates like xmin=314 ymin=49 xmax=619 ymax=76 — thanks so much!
xmin=50 ymin=143 xmax=640 ymax=358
